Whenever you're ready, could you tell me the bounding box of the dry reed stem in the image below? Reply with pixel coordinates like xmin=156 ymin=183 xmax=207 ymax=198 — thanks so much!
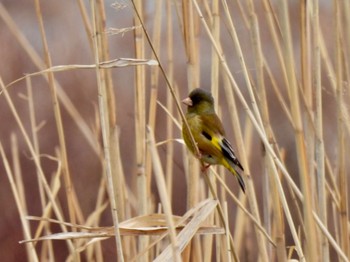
xmin=182 ymin=5 xmax=201 ymax=244
xmin=312 ymin=0 xmax=329 ymax=260
xmin=132 ymin=1 xmax=149 ymax=260
xmin=110 ymin=127 xmax=126 ymax=221
xmin=335 ymin=0 xmax=350 ymax=258
xmin=208 ymin=0 xmax=220 ymax=200
xmin=90 ymin=0 xmax=124 ymax=260
xmin=147 ymin=126 xmax=181 ymax=262
xmin=165 ymin=0 xmax=175 ymax=200
xmin=207 ymin=0 xmax=220 ymax=259
xmin=146 ymin=0 xmax=163 ymax=202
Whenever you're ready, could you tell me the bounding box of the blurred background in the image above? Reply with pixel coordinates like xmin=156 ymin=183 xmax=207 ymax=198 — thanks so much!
xmin=0 ymin=0 xmax=348 ymax=261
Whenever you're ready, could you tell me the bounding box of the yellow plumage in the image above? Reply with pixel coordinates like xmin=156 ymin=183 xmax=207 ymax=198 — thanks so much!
xmin=182 ymin=88 xmax=246 ymax=192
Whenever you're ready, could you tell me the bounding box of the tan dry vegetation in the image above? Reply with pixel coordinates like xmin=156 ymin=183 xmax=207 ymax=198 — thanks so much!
xmin=0 ymin=0 xmax=349 ymax=261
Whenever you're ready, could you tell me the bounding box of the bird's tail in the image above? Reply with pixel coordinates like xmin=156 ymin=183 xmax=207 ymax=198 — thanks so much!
xmin=224 ymin=160 xmax=246 ymax=193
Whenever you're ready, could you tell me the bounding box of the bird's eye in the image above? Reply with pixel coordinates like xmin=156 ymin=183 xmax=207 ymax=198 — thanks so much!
xmin=202 ymin=131 xmax=212 ymax=141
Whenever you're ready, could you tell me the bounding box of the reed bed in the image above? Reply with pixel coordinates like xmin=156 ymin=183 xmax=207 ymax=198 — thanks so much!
xmin=0 ymin=0 xmax=349 ymax=261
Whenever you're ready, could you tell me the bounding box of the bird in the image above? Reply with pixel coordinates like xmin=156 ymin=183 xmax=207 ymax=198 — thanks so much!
xmin=182 ymin=88 xmax=246 ymax=193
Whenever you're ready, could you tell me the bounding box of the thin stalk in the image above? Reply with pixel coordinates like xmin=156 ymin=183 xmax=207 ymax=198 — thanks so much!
xmin=147 ymin=127 xmax=181 ymax=262
xmin=313 ymin=0 xmax=329 ymax=260
xmin=300 ymin=0 xmax=316 ymax=225
xmin=211 ymin=0 xmax=220 ymax=110
xmin=165 ymin=0 xmax=175 ymax=199
xmin=182 ymin=0 xmax=201 ymax=223
xmin=223 ymin=202 xmax=232 ymax=262
xmin=335 ymin=0 xmax=349 ymax=258
xmin=90 ymin=0 xmax=124 ymax=260
xmin=132 ymin=1 xmax=148 ymax=259
xmin=110 ymin=127 xmax=126 ymax=221
xmin=146 ymin=0 xmax=162 ymax=203
xmin=207 ymin=0 xmax=220 ymax=259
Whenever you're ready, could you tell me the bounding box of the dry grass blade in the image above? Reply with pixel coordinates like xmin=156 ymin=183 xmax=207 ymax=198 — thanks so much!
xmin=20 ymin=200 xmax=223 ymax=246
xmin=154 ymin=199 xmax=219 ymax=262
xmin=4 ymin=58 xmax=158 ymax=90
xmin=147 ymin=126 xmax=181 ymax=261
xmin=105 ymin=25 xmax=141 ymax=36
xmin=99 ymin=58 xmax=158 ymax=67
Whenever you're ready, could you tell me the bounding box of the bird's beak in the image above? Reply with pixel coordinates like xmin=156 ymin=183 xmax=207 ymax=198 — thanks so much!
xmin=182 ymin=97 xmax=193 ymax=106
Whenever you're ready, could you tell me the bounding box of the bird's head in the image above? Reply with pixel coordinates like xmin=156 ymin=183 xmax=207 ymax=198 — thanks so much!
xmin=182 ymin=88 xmax=215 ymax=114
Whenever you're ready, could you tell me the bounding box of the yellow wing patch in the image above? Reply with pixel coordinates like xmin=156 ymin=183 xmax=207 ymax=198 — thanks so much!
xmin=210 ymin=136 xmax=222 ymax=152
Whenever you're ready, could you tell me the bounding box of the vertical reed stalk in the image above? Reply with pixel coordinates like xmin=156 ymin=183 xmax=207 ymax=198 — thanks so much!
xmin=335 ymin=0 xmax=349 ymax=258
xmin=312 ymin=0 xmax=329 ymax=260
xmin=148 ymin=127 xmax=181 ymax=262
xmin=90 ymin=0 xmax=124 ymax=260
xmin=132 ymin=1 xmax=149 ymax=260
xmin=278 ymin=1 xmax=317 ymax=260
xmin=145 ymin=0 xmax=162 ymax=205
xmin=165 ymin=0 xmax=175 ymax=199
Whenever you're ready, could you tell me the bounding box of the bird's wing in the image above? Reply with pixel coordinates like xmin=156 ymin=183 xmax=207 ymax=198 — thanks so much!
xmin=221 ymin=138 xmax=244 ymax=171
xmin=200 ymin=114 xmax=244 ymax=171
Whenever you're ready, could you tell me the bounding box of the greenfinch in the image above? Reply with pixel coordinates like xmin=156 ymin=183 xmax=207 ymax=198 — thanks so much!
xmin=182 ymin=88 xmax=245 ymax=192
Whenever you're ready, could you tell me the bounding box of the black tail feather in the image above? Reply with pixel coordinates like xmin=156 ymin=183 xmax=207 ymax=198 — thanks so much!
xmin=237 ymin=173 xmax=246 ymax=193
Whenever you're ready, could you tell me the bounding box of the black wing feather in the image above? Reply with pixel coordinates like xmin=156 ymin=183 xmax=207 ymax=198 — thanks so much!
xmin=221 ymin=138 xmax=244 ymax=171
